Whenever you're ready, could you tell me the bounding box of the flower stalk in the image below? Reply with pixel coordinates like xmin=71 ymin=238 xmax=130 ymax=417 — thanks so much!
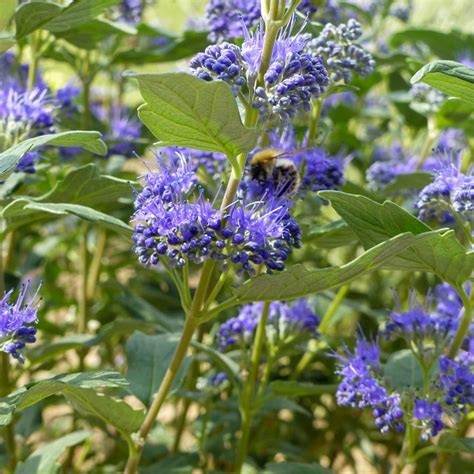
xmin=235 ymin=302 xmax=270 ymax=473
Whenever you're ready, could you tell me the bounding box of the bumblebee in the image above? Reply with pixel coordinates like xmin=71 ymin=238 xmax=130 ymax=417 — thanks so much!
xmin=250 ymin=148 xmax=302 ymax=196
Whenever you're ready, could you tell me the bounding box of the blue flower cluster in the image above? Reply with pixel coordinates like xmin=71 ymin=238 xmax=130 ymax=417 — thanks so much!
xmin=306 ymin=19 xmax=375 ymax=84
xmin=384 ymin=286 xmax=464 ymax=362
xmin=132 ymin=153 xmax=301 ymax=276
xmin=0 ymin=283 xmax=41 ymax=363
xmin=336 ymin=286 xmax=473 ymax=439
xmin=116 ymin=0 xmax=145 ymax=25
xmin=92 ymin=103 xmax=142 ymax=158
xmin=189 ymin=42 xmax=246 ymax=93
xmin=416 ymin=151 xmax=472 ymax=224
xmin=246 ymin=27 xmax=329 ymax=120
xmin=205 ymin=0 xmax=261 ymax=43
xmin=410 ymin=83 xmax=445 ymax=113
xmin=335 ymin=337 xmax=405 ymax=433
xmin=161 ymin=146 xmax=228 ymax=182
xmin=191 ymin=23 xmax=329 ymax=121
xmin=217 ymin=299 xmax=319 ymax=350
xmin=0 ymin=52 xmax=81 ymax=172
xmin=205 ymin=0 xmax=318 ymax=43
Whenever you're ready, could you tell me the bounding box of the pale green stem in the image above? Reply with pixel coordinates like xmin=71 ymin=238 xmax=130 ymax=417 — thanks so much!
xmin=319 ymin=285 xmax=350 ymax=334
xmin=27 ymin=31 xmax=41 ymax=91
xmin=448 ymin=287 xmax=472 ymax=359
xmin=85 ymin=227 xmax=107 ymax=302
xmin=308 ymin=97 xmax=324 ymax=145
xmin=235 ymin=302 xmax=270 ymax=473
xmin=416 ymin=116 xmax=438 ymax=169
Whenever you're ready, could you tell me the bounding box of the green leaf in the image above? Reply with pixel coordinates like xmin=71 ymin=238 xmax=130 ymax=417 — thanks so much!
xmin=141 ymin=453 xmax=201 ymax=474
xmin=113 ymin=30 xmax=209 ymax=64
xmin=0 ymin=131 xmax=107 ymax=180
xmin=234 ymin=233 xmax=423 ymax=302
xmin=304 ymin=220 xmax=357 ymax=248
xmin=383 ymin=350 xmax=425 ymax=391
xmin=436 ymin=98 xmax=474 ymax=132
xmin=0 ymin=34 xmax=15 ymax=54
xmin=264 ymin=462 xmax=332 ymax=474
xmin=191 ymin=341 xmax=241 ymax=388
xmin=411 ymin=60 xmax=474 ymax=105
xmin=126 ymin=332 xmax=190 ymax=406
xmin=15 ymin=431 xmax=91 ymax=474
xmin=28 ymin=321 xmax=159 ymax=365
xmin=2 ymin=164 xmax=131 ymax=231
xmin=15 ymin=2 xmax=62 ymax=38
xmin=389 ymin=28 xmax=474 ymax=60
xmin=53 ymin=18 xmax=136 ymax=49
xmin=319 ymin=191 xmax=474 ymax=286
xmin=269 ymin=381 xmax=337 ymax=398
xmin=15 ymin=0 xmax=121 ymax=38
xmin=64 ymin=388 xmax=144 ymax=438
xmin=124 ymin=72 xmax=259 ymax=169
xmin=0 ymin=370 xmax=128 ymax=425
xmin=2 ymin=202 xmax=132 ymax=236
xmin=437 ymin=433 xmax=474 ymax=453
xmin=383 ymin=172 xmax=434 ymax=193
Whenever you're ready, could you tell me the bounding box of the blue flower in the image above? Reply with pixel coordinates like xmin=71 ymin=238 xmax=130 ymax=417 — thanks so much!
xmin=205 ymin=0 xmax=319 ymax=43
xmin=132 ymin=153 xmax=301 ymax=275
xmin=436 ymin=128 xmax=466 ymax=154
xmin=246 ymin=23 xmax=329 ymax=120
xmin=384 ymin=288 xmax=466 ymax=361
xmin=189 ymin=42 xmax=246 ymax=93
xmin=336 ymin=288 xmax=473 ymax=438
xmin=56 ymin=82 xmax=80 ymax=117
xmin=116 ymin=0 xmax=144 ymax=24
xmin=191 ymin=20 xmax=329 ymax=121
xmin=438 ymin=356 xmax=474 ymax=418
xmin=217 ymin=299 xmax=320 ymax=350
xmin=452 ymin=175 xmax=474 ymax=217
xmin=93 ymin=104 xmax=142 ymax=158
xmin=335 ymin=337 xmax=405 ymax=433
xmin=217 ymin=304 xmax=260 ymax=350
xmin=413 ymin=399 xmax=444 ymax=440
xmin=416 ymin=151 xmax=465 ymax=224
xmin=0 ymin=283 xmax=41 ymax=363
xmin=266 ymin=298 xmax=320 ymax=344
xmin=205 ymin=0 xmax=261 ymax=42
xmin=410 ymin=83 xmax=445 ymax=112
xmin=306 ymin=19 xmax=375 ymax=84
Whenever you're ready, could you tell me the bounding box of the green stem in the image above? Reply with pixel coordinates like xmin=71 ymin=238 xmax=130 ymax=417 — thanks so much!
xmin=292 ymin=345 xmax=315 ymax=380
xmin=390 ymin=423 xmax=419 ymax=474
xmin=0 ymin=354 xmax=16 ymax=473
xmin=123 ymin=314 xmax=199 ymax=474
xmin=256 ymin=349 xmax=275 ymax=401
xmin=308 ymin=97 xmax=324 ymax=145
xmin=172 ymin=326 xmax=204 ymax=453
xmin=235 ymin=302 xmax=270 ymax=473
xmin=319 ymin=285 xmax=349 ymax=334
xmin=448 ymin=287 xmax=472 ymax=359
xmin=416 ymin=116 xmax=438 ymax=169
xmin=27 ymin=31 xmax=41 ymax=91
xmin=81 ymin=52 xmax=93 ymax=131
xmin=85 ymin=227 xmax=107 ymax=302
xmin=78 ymin=226 xmax=89 ymax=336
